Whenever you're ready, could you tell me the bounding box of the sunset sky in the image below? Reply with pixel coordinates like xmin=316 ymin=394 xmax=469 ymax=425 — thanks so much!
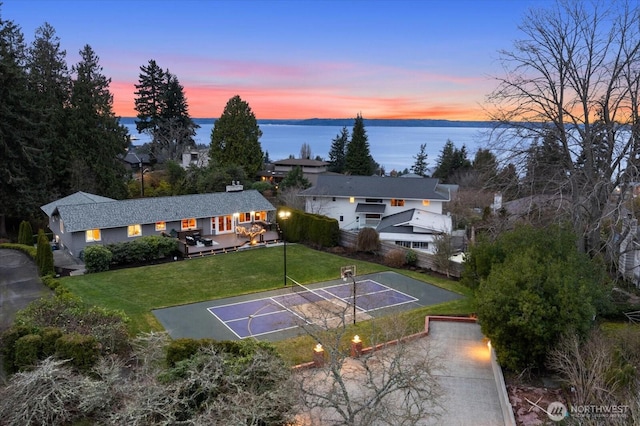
xmin=3 ymin=0 xmax=553 ymax=120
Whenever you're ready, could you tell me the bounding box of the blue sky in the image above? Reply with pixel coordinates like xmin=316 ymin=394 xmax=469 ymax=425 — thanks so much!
xmin=2 ymin=0 xmax=554 ymax=119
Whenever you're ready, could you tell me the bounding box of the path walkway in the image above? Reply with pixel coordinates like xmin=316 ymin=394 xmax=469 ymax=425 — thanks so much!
xmin=0 ymin=249 xmax=51 ymax=331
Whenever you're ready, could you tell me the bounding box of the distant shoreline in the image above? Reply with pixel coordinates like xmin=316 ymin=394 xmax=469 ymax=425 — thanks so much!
xmin=119 ymin=117 xmax=495 ymax=128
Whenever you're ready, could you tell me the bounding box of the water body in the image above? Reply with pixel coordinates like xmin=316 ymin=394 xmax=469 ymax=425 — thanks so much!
xmin=122 ymin=119 xmax=494 ymax=172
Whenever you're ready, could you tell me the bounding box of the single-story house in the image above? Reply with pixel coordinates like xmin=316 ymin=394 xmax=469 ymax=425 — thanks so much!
xmin=41 ymin=187 xmax=275 ymax=258
xmin=299 ymin=175 xmax=454 ymax=253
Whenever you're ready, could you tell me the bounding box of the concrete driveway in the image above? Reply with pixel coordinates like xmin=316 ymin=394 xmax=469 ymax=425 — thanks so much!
xmin=0 ymin=249 xmax=52 ymax=331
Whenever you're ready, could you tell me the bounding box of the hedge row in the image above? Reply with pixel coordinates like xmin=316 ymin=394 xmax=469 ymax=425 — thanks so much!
xmin=84 ymin=235 xmax=179 ymax=273
xmin=2 ymin=326 xmax=99 ymax=373
xmin=276 ymin=208 xmax=339 ymax=248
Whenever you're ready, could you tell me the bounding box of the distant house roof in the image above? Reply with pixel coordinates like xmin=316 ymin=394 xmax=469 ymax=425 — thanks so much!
xmin=377 ymin=208 xmax=451 ymax=234
xmin=299 ymin=175 xmax=450 ymax=200
xmin=41 ymin=190 xmax=275 ymax=233
xmin=40 ymin=191 xmax=115 ymax=217
xmin=273 ymin=158 xmax=328 ymax=167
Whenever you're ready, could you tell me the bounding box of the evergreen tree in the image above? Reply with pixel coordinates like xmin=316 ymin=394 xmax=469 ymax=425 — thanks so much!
xmin=328 ymin=126 xmax=349 ymax=173
xmin=36 ymin=229 xmax=54 ymax=276
xmin=68 ymin=45 xmax=128 ymax=198
xmin=410 ymin=143 xmax=429 ymax=176
xmin=432 ymin=139 xmax=471 ymax=183
xmin=280 ymin=166 xmax=311 ymax=190
xmin=26 ymin=22 xmax=71 ymax=200
xmin=0 ymin=15 xmax=46 ymax=237
xmin=345 ymin=114 xmax=375 ymax=175
xmin=209 ymin=95 xmax=264 ymax=178
xmin=134 ymin=59 xmax=165 ymax=158
xmin=18 ymin=220 xmax=33 ymax=245
xmin=155 ymin=72 xmax=199 ymax=161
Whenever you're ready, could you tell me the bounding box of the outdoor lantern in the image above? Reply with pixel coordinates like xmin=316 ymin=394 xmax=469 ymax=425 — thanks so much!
xmin=313 ymin=343 xmax=325 ymax=367
xmin=351 ymin=335 xmax=363 ymax=357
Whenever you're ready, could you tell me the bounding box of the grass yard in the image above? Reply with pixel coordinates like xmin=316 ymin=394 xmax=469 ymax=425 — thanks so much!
xmin=61 ymin=244 xmax=475 ymax=363
xmin=62 ymin=245 xmax=392 ymax=332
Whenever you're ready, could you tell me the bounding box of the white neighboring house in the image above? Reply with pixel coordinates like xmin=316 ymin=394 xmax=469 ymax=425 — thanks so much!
xmin=181 ymin=149 xmax=210 ymax=168
xmin=299 ymin=175 xmax=454 ymax=253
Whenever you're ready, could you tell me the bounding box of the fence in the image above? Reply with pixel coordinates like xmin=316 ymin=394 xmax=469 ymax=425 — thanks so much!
xmin=339 ymin=230 xmax=463 ymax=278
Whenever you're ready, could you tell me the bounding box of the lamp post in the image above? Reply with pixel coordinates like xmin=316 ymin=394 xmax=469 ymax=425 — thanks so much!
xmin=343 ymin=269 xmax=357 ymax=325
xmin=139 ymin=161 xmax=145 ymax=197
xmin=278 ymin=210 xmax=291 ymax=286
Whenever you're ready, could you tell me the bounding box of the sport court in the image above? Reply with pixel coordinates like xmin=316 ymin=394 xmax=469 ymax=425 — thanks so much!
xmin=153 ymin=271 xmax=463 ymax=341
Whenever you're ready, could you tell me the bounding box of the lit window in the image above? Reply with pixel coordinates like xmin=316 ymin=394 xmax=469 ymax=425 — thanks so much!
xmin=181 ymin=218 xmax=196 ymax=230
xmin=391 ymin=199 xmax=405 ymax=207
xmin=422 ymin=200 xmax=430 ymax=206
xmin=86 ymin=229 xmax=101 ymax=242
xmin=255 ymin=211 xmax=266 ymax=221
xmin=128 ymin=224 xmax=142 ymax=237
xmin=239 ymin=212 xmax=251 ymax=223
xmin=155 ymin=221 xmax=166 ymax=231
xmin=349 ymin=197 xmax=355 ymax=203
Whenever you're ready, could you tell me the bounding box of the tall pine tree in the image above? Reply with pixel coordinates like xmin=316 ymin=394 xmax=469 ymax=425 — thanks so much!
xmin=68 ymin=45 xmax=128 ymax=198
xmin=328 ymin=126 xmax=349 ymax=173
xmin=209 ymin=95 xmax=264 ymax=178
xmin=345 ymin=114 xmax=375 ymax=175
xmin=411 ymin=143 xmax=429 ymax=177
xmin=26 ymin=22 xmax=71 ymax=200
xmin=134 ymin=59 xmax=165 ymax=159
xmin=0 ymin=15 xmax=46 ymax=237
xmin=155 ymin=72 xmax=199 ymax=161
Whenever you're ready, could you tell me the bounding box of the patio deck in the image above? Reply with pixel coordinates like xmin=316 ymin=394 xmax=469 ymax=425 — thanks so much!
xmin=177 ymin=230 xmax=281 ymax=257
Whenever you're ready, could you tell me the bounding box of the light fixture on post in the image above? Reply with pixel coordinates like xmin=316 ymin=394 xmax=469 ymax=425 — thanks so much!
xmin=341 ymin=265 xmax=357 ymax=325
xmin=351 ymin=335 xmax=363 ymax=357
xmin=313 ymin=343 xmax=325 ymax=367
xmin=278 ymin=210 xmax=291 ymax=286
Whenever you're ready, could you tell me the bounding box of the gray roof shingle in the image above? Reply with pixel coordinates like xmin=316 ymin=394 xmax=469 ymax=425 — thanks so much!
xmin=44 ymin=190 xmax=275 ymax=232
xmin=299 ymin=175 xmax=450 ymax=200
xmin=40 ymin=191 xmax=115 ymax=217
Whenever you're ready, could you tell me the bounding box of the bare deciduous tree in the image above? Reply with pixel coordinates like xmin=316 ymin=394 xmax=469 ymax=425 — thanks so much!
xmin=487 ymin=0 xmax=640 ymax=258
xmin=292 ymin=292 xmax=443 ymax=426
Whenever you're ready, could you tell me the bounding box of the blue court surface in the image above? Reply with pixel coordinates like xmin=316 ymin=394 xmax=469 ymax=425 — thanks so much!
xmin=208 ymin=280 xmax=417 ymax=338
xmin=152 ymin=271 xmax=463 ymax=341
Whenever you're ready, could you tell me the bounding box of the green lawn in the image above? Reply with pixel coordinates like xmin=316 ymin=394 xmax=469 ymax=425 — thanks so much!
xmin=61 ymin=244 xmax=475 ymax=362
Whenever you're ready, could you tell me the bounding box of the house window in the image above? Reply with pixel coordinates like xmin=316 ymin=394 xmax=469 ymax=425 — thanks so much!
xmin=365 ymin=198 xmax=383 ymax=203
xmin=391 ymin=199 xmax=405 ymax=207
xmin=313 ymin=196 xmax=316 ymax=201
xmin=349 ymin=197 xmax=355 ymax=203
xmin=155 ymin=221 xmax=166 ymax=231
xmin=86 ymin=229 xmax=101 ymax=242
xmin=181 ymin=218 xmax=197 ymax=230
xmin=340 ymin=216 xmax=344 ymax=222
xmin=332 ymin=197 xmax=336 ymax=202
xmin=128 ymin=224 xmax=142 ymax=237
xmin=255 ymin=211 xmax=266 ymax=221
xmin=395 ymin=241 xmax=411 ymax=248
xmin=239 ymin=212 xmax=251 ymax=223
xmin=60 ymin=220 xmax=65 ymax=234
xmin=422 ymin=200 xmax=430 ymax=206
xmin=412 ymin=241 xmax=429 ymax=249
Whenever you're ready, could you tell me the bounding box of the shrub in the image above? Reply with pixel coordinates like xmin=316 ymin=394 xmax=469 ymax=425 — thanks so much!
xmin=0 ymin=325 xmax=37 ymax=374
xmin=83 ymin=245 xmax=113 ymax=273
xmin=166 ymin=338 xmax=214 ymax=367
xmin=356 ymin=227 xmax=380 ymax=253
xmin=384 ymin=249 xmax=407 ymax=268
xmin=41 ymin=327 xmax=64 ymax=357
xmin=36 ymin=229 xmax=54 ymax=276
xmin=406 ymin=249 xmax=418 ymax=266
xmin=18 ymin=220 xmax=33 ymax=245
xmin=55 ymin=333 xmax=100 ymax=371
xmin=14 ymin=334 xmax=42 ymax=370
